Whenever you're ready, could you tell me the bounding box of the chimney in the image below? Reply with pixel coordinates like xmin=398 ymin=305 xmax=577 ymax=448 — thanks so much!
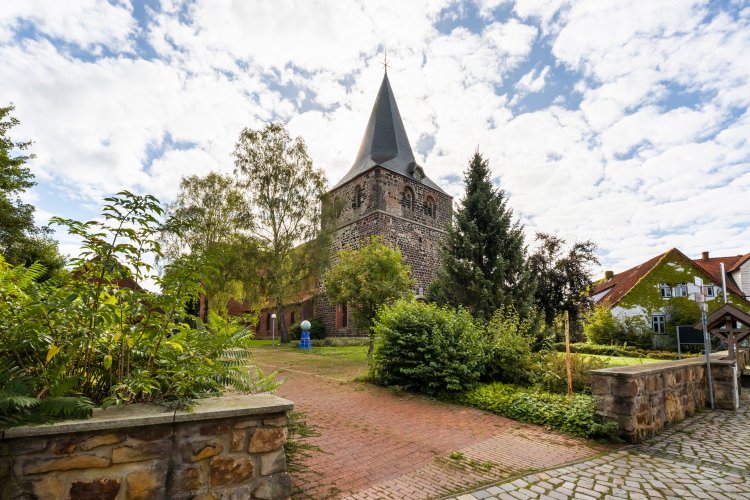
xmin=701 ymin=251 xmax=710 ymax=261
xmin=605 ymin=270 xmax=614 ymax=280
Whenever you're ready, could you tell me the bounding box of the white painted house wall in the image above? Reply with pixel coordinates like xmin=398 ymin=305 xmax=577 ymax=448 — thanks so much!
xmin=729 ymin=259 xmax=750 ymax=298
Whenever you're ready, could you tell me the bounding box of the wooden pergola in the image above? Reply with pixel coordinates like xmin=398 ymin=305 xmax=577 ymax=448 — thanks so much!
xmin=694 ymin=303 xmax=750 ymax=360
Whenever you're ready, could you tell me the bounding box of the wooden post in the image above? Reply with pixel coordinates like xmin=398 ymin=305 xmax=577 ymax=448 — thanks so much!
xmin=565 ymin=310 xmax=573 ymax=398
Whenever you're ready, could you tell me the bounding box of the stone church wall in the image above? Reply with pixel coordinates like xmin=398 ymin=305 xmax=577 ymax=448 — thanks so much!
xmin=315 ymin=167 xmax=451 ymax=336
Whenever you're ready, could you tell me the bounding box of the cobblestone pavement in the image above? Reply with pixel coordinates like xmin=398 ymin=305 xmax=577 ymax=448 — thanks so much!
xmin=253 ymin=348 xmax=605 ymax=499
xmin=451 ymin=393 xmax=750 ymax=500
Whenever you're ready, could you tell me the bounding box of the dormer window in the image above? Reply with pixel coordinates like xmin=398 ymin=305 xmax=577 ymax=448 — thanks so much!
xmin=401 ymin=187 xmax=414 ymax=211
xmin=424 ymin=196 xmax=436 ymax=218
xmin=352 ymin=185 xmax=363 ymax=209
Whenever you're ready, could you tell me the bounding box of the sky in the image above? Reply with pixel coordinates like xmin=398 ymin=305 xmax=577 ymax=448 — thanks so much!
xmin=2 ymin=0 xmax=750 ymax=275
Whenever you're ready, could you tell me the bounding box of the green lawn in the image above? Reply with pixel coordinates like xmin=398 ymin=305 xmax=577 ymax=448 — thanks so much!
xmin=583 ymin=354 xmax=665 ymax=367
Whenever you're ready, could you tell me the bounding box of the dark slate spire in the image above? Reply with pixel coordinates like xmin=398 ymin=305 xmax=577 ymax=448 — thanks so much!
xmin=332 ymin=72 xmax=446 ymax=194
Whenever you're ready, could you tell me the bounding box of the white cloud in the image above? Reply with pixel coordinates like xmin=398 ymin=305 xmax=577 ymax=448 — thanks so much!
xmin=1 ymin=0 xmax=749 ymax=277
xmin=0 ymin=0 xmax=135 ymax=51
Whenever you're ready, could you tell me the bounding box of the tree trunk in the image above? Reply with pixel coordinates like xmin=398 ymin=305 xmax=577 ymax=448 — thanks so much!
xmin=277 ymin=302 xmax=289 ymax=343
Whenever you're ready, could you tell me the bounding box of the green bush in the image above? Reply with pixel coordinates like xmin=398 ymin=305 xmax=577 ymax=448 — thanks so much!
xmin=458 ymin=382 xmax=617 ymax=439
xmin=532 ymin=352 xmax=608 ymax=394
xmin=583 ymin=307 xmax=655 ymax=349
xmin=288 ymin=317 xmax=326 ymax=340
xmin=370 ymin=300 xmax=485 ymax=396
xmin=550 ymin=342 xmax=691 ymax=360
xmin=0 ymin=192 xmax=274 ymax=427
xmin=484 ymin=307 xmax=533 ymax=384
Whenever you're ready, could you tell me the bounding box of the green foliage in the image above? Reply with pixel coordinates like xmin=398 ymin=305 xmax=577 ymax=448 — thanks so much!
xmin=428 ymin=151 xmax=535 ymax=321
xmin=484 ymin=307 xmax=533 ymax=384
xmin=234 ymin=122 xmax=330 ymax=342
xmin=370 ymin=300 xmax=485 ymax=396
xmin=324 ymin=236 xmax=414 ymax=352
xmin=583 ymin=307 xmax=653 ymax=348
xmin=288 ymin=318 xmax=326 ymax=340
xmin=284 ymin=410 xmax=322 ymax=475
xmin=528 ymin=233 xmax=598 ymax=335
xmin=0 ymin=192 xmax=274 ymax=426
xmin=531 ymin=352 xmax=608 ymax=394
xmin=161 ymin=172 xmax=261 ymax=318
xmin=0 ymin=104 xmax=64 ymax=278
xmin=550 ymin=342 xmax=688 ymax=360
xmin=664 ymin=299 xmax=701 ymax=338
xmin=457 ymin=382 xmax=617 ymax=439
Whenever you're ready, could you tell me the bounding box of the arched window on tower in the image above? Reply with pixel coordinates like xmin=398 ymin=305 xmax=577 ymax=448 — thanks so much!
xmin=425 ymin=196 xmax=436 ymax=219
xmin=352 ymin=185 xmax=363 ymax=209
xmin=401 ymin=187 xmax=414 ymax=211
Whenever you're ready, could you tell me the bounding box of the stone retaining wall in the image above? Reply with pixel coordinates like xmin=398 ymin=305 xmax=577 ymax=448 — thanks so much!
xmin=591 ymin=350 xmax=747 ymax=442
xmin=0 ymin=394 xmax=294 ymax=500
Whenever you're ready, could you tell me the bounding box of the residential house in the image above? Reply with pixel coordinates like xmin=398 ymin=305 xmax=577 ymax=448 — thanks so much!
xmin=591 ymin=248 xmax=750 ymax=345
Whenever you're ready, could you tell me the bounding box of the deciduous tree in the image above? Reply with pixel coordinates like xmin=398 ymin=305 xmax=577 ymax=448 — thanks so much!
xmin=0 ymin=104 xmax=63 ymax=277
xmin=233 ymin=123 xmax=328 ymax=343
xmin=324 ymin=236 xmax=414 ymax=354
xmin=528 ymin=233 xmax=598 ymax=337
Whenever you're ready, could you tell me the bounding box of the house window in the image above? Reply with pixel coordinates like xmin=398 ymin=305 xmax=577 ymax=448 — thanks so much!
xmin=705 ymin=285 xmax=715 ymax=297
xmin=652 ymin=314 xmax=666 ymax=334
xmin=401 ymin=187 xmax=414 ymax=211
xmin=336 ymin=303 xmax=349 ymax=329
xmin=352 ymin=186 xmax=363 ymax=209
xmin=675 ymin=284 xmax=688 ymax=297
xmin=266 ymin=313 xmax=272 ymax=333
xmin=290 ymin=311 xmax=295 ymax=325
xmin=424 ymin=196 xmax=436 ymax=218
xmin=659 ymin=283 xmax=672 ymax=298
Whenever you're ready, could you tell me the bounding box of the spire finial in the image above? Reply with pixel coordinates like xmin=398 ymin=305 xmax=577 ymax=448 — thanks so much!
xmin=381 ymin=46 xmax=389 ymax=73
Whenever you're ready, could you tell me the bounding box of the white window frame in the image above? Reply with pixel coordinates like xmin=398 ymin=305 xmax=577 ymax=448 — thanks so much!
xmin=659 ymin=283 xmax=672 ymax=298
xmin=675 ymin=284 xmax=688 ymax=297
xmin=705 ymin=285 xmax=715 ymax=297
xmin=652 ymin=314 xmax=666 ymax=334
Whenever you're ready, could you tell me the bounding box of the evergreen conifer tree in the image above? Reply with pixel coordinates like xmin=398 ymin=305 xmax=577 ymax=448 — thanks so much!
xmin=428 ymin=151 xmax=534 ymax=321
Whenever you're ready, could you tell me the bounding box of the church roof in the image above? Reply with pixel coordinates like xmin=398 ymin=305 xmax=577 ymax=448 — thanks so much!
xmin=332 ymin=72 xmax=448 ymax=195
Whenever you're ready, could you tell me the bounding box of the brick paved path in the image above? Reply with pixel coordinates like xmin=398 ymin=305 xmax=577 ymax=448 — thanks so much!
xmin=253 ymin=349 xmax=604 ymax=499
xmin=452 ymin=393 xmax=750 ymax=500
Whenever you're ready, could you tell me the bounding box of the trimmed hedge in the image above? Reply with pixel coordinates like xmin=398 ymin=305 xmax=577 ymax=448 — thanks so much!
xmin=457 ymin=382 xmax=617 ymax=439
xmin=551 ymin=342 xmax=696 ymax=360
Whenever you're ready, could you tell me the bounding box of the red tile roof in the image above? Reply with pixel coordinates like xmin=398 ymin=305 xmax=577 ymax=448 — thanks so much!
xmin=593 ymin=248 xmax=748 ymax=308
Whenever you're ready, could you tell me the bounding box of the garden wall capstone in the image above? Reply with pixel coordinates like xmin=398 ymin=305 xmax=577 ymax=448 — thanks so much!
xmin=0 ymin=394 xmax=294 ymax=500
xmin=591 ymin=349 xmax=747 ymax=442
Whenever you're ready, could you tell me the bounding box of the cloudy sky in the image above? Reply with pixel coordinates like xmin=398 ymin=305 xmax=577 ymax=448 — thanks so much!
xmin=2 ymin=0 xmax=749 ymax=273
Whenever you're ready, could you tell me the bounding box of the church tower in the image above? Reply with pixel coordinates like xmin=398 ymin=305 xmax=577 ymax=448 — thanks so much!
xmin=316 ymin=72 xmax=453 ymax=335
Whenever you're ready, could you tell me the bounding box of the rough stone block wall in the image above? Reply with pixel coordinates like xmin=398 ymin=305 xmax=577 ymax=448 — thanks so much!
xmin=318 ymin=168 xmax=452 ymax=337
xmin=591 ymin=350 xmax=746 ymax=442
xmin=0 ymin=396 xmax=293 ymax=500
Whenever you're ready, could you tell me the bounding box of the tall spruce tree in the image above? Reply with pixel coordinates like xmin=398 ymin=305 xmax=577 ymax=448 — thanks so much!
xmin=428 ymin=151 xmax=534 ymax=321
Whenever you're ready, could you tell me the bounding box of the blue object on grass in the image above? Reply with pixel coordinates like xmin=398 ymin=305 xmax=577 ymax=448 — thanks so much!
xmin=299 ymin=320 xmax=312 ymax=349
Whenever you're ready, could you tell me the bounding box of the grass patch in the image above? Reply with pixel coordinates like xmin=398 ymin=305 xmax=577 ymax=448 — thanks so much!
xmin=583 ymin=354 xmax=665 ymax=367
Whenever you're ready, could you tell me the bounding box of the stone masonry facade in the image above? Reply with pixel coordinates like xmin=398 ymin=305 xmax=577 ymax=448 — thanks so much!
xmin=315 ymin=167 xmax=452 ymax=336
xmin=0 ymin=395 xmax=293 ymax=500
xmin=591 ymin=349 xmax=747 ymax=442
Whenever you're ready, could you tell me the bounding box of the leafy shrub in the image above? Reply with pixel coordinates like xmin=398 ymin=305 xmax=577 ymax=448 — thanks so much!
xmin=550 ymin=343 xmax=693 ymax=360
xmin=0 ymin=192 xmax=274 ymax=426
xmin=583 ymin=307 xmax=656 ymax=349
xmin=289 ymin=317 xmax=326 ymax=340
xmin=310 ymin=337 xmax=369 ymax=347
xmin=370 ymin=300 xmax=485 ymax=396
xmin=484 ymin=307 xmax=533 ymax=384
xmin=532 ymin=352 xmax=608 ymax=394
xmin=457 ymin=382 xmax=617 ymax=439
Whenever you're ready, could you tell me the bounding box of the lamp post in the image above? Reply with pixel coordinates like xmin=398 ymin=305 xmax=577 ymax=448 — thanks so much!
xmin=271 ymin=313 xmax=277 ymax=347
